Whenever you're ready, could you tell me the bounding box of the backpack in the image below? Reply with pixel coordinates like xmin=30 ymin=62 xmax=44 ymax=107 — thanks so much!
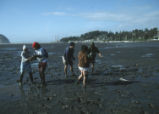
xmin=43 ymin=48 xmax=48 ymax=58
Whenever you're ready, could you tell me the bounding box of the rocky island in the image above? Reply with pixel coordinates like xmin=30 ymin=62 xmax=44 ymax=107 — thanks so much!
xmin=0 ymin=34 xmax=10 ymax=44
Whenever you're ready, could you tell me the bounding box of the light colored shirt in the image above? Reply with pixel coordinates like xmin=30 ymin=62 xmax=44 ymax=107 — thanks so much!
xmin=35 ymin=48 xmax=47 ymax=63
xmin=20 ymin=50 xmax=32 ymax=73
xmin=21 ymin=50 xmax=30 ymax=63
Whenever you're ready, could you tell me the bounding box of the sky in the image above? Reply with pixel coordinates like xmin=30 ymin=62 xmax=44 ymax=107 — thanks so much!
xmin=0 ymin=0 xmax=159 ymax=43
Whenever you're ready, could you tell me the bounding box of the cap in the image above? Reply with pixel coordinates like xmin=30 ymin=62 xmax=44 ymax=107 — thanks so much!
xmin=23 ymin=45 xmax=27 ymax=50
xmin=32 ymin=42 xmax=40 ymax=48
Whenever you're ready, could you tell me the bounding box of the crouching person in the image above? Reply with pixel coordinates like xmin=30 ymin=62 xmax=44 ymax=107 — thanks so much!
xmin=18 ymin=45 xmax=33 ymax=86
xmin=32 ymin=42 xmax=48 ymax=86
xmin=77 ymin=45 xmax=90 ymax=88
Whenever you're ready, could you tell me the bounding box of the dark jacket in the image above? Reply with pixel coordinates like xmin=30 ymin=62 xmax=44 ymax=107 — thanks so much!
xmin=88 ymin=46 xmax=99 ymax=58
xmin=64 ymin=47 xmax=75 ymax=62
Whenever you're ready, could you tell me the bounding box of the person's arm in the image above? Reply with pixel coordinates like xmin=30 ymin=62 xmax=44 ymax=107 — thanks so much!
xmin=22 ymin=56 xmax=28 ymax=62
xmin=21 ymin=52 xmax=30 ymax=62
xmin=29 ymin=56 xmax=36 ymax=61
xmin=33 ymin=49 xmax=44 ymax=58
xmin=96 ymin=47 xmax=103 ymax=57
xmin=78 ymin=52 xmax=80 ymax=63
xmin=72 ymin=48 xmax=75 ymax=60
xmin=98 ymin=52 xmax=103 ymax=57
xmin=29 ymin=50 xmax=43 ymax=61
xmin=32 ymin=55 xmax=42 ymax=58
xmin=64 ymin=49 xmax=67 ymax=60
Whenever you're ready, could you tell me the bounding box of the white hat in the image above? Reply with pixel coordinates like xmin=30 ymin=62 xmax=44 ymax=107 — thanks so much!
xmin=23 ymin=45 xmax=27 ymax=50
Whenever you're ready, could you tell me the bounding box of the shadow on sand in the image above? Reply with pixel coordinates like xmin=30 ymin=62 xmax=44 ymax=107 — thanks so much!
xmin=46 ymin=78 xmax=97 ymax=86
xmin=89 ymin=80 xmax=139 ymax=87
xmin=46 ymin=78 xmax=139 ymax=87
xmin=46 ymin=79 xmax=75 ymax=85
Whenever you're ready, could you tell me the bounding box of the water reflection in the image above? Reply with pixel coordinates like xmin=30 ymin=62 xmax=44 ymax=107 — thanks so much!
xmin=142 ymin=53 xmax=153 ymax=58
xmin=18 ymin=84 xmax=48 ymax=100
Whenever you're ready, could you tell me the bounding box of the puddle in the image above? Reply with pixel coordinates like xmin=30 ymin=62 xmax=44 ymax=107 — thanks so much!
xmin=96 ymin=59 xmax=102 ymax=64
xmin=142 ymin=53 xmax=153 ymax=58
xmin=110 ymin=53 xmax=116 ymax=56
xmin=0 ymin=48 xmax=18 ymax=51
xmin=104 ymin=47 xmax=113 ymax=49
xmin=49 ymin=52 xmax=56 ymax=55
xmin=17 ymin=51 xmax=21 ymax=56
xmin=31 ymin=63 xmax=39 ymax=68
xmin=111 ymin=65 xmax=125 ymax=70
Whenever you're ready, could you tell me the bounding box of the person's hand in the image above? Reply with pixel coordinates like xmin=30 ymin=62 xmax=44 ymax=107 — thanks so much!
xmin=29 ymin=56 xmax=36 ymax=61
xmin=99 ymin=53 xmax=103 ymax=57
xmin=27 ymin=57 xmax=32 ymax=61
xmin=25 ymin=59 xmax=30 ymax=62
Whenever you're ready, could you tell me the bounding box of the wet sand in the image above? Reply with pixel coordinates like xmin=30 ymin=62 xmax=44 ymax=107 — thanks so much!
xmin=0 ymin=42 xmax=159 ymax=114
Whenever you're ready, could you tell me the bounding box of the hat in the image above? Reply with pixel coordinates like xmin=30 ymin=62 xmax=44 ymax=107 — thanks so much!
xmin=23 ymin=45 xmax=27 ymax=50
xmin=32 ymin=42 xmax=40 ymax=48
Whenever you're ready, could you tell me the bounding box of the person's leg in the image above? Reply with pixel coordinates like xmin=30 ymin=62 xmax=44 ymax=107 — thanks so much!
xmin=39 ymin=68 xmax=43 ymax=82
xmin=64 ymin=64 xmax=68 ymax=77
xmin=39 ymin=69 xmax=46 ymax=86
xmin=70 ymin=63 xmax=75 ymax=76
xmin=18 ymin=72 xmax=24 ymax=86
xmin=91 ymin=63 xmax=94 ymax=73
xmin=83 ymin=71 xmax=87 ymax=87
xmin=78 ymin=70 xmax=83 ymax=80
xmin=76 ymin=70 xmax=83 ymax=84
xmin=19 ymin=63 xmax=24 ymax=84
xmin=41 ymin=71 xmax=46 ymax=85
xmin=39 ymin=63 xmax=46 ymax=86
xmin=29 ymin=72 xmax=34 ymax=83
xmin=19 ymin=72 xmax=24 ymax=83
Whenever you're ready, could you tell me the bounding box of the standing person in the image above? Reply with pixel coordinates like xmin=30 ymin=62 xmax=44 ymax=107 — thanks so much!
xmin=63 ymin=42 xmax=75 ymax=77
xmin=88 ymin=42 xmax=103 ymax=73
xmin=32 ymin=42 xmax=48 ymax=86
xmin=18 ymin=45 xmax=33 ymax=86
xmin=77 ymin=45 xmax=90 ymax=87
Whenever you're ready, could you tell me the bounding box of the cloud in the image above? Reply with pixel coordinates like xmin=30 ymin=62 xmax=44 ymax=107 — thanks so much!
xmin=42 ymin=11 xmax=67 ymax=16
xmin=81 ymin=11 xmax=159 ymax=22
xmin=79 ymin=11 xmax=159 ymax=29
xmin=42 ymin=9 xmax=159 ymax=30
xmin=80 ymin=12 xmax=132 ymax=22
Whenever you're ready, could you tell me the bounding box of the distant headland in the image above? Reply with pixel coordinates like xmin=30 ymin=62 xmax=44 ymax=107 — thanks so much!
xmin=0 ymin=34 xmax=10 ymax=44
xmin=60 ymin=28 xmax=159 ymax=42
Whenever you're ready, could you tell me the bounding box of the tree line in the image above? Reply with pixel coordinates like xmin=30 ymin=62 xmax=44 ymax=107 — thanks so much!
xmin=60 ymin=28 xmax=158 ymax=42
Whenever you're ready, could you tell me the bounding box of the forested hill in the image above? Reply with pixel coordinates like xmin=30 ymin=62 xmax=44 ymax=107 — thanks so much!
xmin=60 ymin=28 xmax=159 ymax=42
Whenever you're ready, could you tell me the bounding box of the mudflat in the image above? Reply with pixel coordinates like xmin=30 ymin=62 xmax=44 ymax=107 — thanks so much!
xmin=0 ymin=42 xmax=159 ymax=114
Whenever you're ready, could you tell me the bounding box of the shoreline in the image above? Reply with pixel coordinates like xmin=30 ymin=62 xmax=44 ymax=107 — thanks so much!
xmin=1 ymin=39 xmax=159 ymax=45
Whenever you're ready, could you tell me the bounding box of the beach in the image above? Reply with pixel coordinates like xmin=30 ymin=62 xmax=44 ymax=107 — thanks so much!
xmin=0 ymin=42 xmax=159 ymax=114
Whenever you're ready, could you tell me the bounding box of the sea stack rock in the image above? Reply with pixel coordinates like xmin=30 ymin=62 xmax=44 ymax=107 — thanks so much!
xmin=0 ymin=34 xmax=10 ymax=43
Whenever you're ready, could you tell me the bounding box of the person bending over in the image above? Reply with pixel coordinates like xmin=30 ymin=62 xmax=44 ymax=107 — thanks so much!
xmin=63 ymin=42 xmax=75 ymax=77
xmin=32 ymin=42 xmax=48 ymax=86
